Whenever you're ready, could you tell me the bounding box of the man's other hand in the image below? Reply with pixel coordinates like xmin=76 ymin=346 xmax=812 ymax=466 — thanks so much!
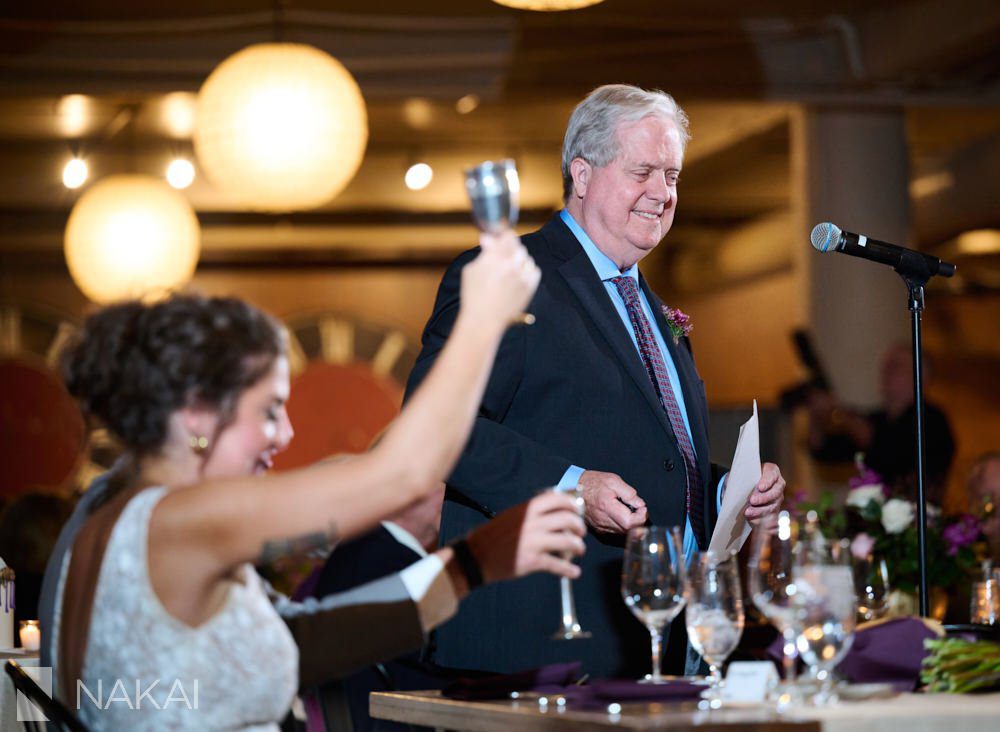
xmin=577 ymin=470 xmax=647 ymax=534
xmin=745 ymin=462 xmax=786 ymax=526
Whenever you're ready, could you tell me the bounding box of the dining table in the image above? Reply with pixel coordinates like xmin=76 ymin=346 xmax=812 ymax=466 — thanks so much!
xmin=370 ymin=687 xmax=1000 ymax=732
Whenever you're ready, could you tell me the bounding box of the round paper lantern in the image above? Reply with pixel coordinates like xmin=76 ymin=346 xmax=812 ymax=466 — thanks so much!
xmin=64 ymin=175 xmax=201 ymax=303
xmin=492 ymin=0 xmax=604 ymax=10
xmin=194 ymin=43 xmax=368 ymax=212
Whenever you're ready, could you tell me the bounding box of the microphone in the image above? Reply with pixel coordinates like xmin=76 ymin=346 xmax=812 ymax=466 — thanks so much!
xmin=810 ymin=222 xmax=955 ymax=279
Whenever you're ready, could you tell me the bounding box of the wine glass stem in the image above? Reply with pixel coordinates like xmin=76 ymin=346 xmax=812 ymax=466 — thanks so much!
xmin=708 ymin=662 xmax=722 ymax=688
xmin=782 ymin=627 xmax=799 ymax=684
xmin=648 ymin=627 xmax=664 ymax=683
xmin=559 ymin=576 xmax=578 ymax=631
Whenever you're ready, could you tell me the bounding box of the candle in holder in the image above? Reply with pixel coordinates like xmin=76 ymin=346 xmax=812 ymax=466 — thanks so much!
xmin=19 ymin=620 xmax=40 ymax=651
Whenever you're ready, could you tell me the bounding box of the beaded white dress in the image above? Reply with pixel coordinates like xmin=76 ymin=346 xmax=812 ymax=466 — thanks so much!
xmin=54 ymin=487 xmax=298 ymax=730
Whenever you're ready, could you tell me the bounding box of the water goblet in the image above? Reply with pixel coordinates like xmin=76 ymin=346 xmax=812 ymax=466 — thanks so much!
xmin=749 ymin=511 xmax=804 ymax=708
xmin=464 ymin=159 xmax=519 ymax=235
xmin=621 ymin=525 xmax=686 ymax=683
xmin=685 ymin=550 xmax=745 ymax=705
xmin=852 ymin=550 xmax=891 ymax=622
xmin=464 ymin=158 xmax=533 ymax=325
xmin=546 ymin=485 xmax=590 ymax=640
xmin=793 ymin=534 xmax=857 ymax=705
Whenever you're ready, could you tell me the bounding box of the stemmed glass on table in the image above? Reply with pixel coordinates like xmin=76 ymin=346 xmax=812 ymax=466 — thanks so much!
xmin=685 ymin=550 xmax=745 ymax=705
xmin=621 ymin=525 xmax=687 ymax=683
xmin=547 ymin=485 xmax=590 ymax=640
xmin=793 ymin=529 xmax=857 ymax=705
xmin=749 ymin=510 xmax=803 ymax=706
xmin=852 ymin=550 xmax=891 ymax=622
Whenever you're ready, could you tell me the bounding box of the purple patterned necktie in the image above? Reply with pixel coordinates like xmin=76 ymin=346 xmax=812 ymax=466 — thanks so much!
xmin=611 ymin=275 xmax=706 ymax=548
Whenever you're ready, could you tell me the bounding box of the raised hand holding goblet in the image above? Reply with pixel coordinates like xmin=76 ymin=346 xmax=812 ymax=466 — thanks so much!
xmin=464 ymin=159 xmax=534 ymax=326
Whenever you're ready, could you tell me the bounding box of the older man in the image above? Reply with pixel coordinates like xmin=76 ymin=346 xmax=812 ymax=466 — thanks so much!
xmin=405 ymin=84 xmax=785 ymax=677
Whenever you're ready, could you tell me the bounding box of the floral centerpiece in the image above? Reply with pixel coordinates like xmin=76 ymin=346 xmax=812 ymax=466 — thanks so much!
xmin=795 ymin=463 xmax=985 ymax=601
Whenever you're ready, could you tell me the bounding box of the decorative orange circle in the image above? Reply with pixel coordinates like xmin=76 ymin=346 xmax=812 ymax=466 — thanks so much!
xmin=272 ymin=360 xmax=402 ymax=471
xmin=0 ymin=358 xmax=86 ymax=498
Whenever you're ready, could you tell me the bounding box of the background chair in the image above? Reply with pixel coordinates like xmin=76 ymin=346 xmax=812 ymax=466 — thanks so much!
xmin=3 ymin=660 xmax=89 ymax=732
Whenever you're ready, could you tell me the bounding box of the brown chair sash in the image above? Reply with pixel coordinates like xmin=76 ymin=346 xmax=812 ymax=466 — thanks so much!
xmin=57 ymin=485 xmax=143 ymax=705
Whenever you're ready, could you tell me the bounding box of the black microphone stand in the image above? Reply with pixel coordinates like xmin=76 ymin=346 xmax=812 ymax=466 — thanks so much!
xmin=895 ymin=249 xmax=944 ymax=618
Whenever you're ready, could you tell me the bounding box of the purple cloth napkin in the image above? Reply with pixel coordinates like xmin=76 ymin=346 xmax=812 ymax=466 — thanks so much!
xmin=766 ymin=617 xmax=939 ymax=691
xmin=836 ymin=617 xmax=938 ymax=691
xmin=587 ymin=678 xmax=705 ymax=702
xmin=442 ymin=661 xmax=583 ymax=700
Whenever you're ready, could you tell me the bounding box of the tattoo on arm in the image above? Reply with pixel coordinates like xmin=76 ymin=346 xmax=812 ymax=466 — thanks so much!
xmin=257 ymin=521 xmax=340 ymax=566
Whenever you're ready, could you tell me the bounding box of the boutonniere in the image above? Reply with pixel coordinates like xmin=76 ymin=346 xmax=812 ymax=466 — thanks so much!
xmin=661 ymin=305 xmax=693 ymax=344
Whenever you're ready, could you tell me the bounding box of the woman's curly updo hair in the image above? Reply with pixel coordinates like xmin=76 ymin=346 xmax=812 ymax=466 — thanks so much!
xmin=61 ymin=294 xmax=286 ymax=456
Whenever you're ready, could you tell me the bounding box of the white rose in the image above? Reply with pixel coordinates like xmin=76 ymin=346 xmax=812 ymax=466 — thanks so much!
xmin=846 ymin=484 xmax=886 ymax=509
xmin=881 ymin=498 xmax=915 ymax=534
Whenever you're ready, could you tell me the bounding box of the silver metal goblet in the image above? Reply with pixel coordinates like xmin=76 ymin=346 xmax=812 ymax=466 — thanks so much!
xmin=464 ymin=159 xmax=519 ymax=235
xmin=463 ymin=159 xmax=534 ymax=326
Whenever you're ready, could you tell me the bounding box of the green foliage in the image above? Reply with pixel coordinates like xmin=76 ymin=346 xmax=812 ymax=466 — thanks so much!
xmin=922 ymin=638 xmax=1000 ymax=693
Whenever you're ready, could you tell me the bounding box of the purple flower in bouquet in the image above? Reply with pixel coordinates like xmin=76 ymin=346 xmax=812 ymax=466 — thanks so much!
xmin=848 ymin=465 xmax=887 ymax=495
xmin=660 ymin=305 xmax=693 ymax=344
xmin=943 ymin=514 xmax=982 ymax=557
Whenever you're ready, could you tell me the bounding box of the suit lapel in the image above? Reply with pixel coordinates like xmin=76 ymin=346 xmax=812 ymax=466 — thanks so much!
xmin=642 ymin=278 xmax=712 ymax=485
xmin=543 ymin=219 xmax=676 ymax=441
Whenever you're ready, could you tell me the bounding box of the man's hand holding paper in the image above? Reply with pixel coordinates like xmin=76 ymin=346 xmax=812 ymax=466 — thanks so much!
xmin=708 ymin=401 xmax=786 ymax=556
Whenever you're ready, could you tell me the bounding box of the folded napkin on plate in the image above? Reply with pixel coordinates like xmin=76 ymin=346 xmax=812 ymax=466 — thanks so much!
xmin=586 ymin=678 xmax=705 ymax=702
xmin=766 ymin=616 xmax=943 ymax=691
xmin=442 ymin=661 xmax=582 ymax=700
xmin=837 ymin=616 xmax=942 ymax=691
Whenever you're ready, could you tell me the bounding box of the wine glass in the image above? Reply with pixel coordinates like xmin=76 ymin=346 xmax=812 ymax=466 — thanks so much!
xmin=852 ymin=550 xmax=891 ymax=622
xmin=748 ymin=510 xmax=802 ymax=707
xmin=793 ymin=532 xmax=857 ymax=705
xmin=464 ymin=159 xmax=533 ymax=326
xmin=464 ymin=159 xmax=519 ymax=235
xmin=621 ymin=525 xmax=686 ymax=683
xmin=547 ymin=485 xmax=590 ymax=640
xmin=685 ymin=550 xmax=745 ymax=705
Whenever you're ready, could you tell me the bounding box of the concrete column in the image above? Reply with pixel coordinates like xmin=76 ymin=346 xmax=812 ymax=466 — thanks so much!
xmin=791 ymin=107 xmax=911 ymax=410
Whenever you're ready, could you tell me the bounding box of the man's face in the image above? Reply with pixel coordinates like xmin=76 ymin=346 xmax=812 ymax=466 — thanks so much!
xmin=571 ymin=115 xmax=683 ymax=270
xmin=880 ymin=344 xmax=914 ymax=409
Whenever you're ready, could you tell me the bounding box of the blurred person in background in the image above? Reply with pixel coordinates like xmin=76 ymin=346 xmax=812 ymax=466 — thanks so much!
xmin=808 ymin=341 xmax=955 ymax=504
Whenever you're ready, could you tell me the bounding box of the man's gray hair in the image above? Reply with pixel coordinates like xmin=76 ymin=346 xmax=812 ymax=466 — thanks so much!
xmin=561 ymin=84 xmax=691 ymax=201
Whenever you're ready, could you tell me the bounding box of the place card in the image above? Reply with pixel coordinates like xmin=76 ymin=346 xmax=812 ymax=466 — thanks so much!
xmin=721 ymin=661 xmax=778 ymax=703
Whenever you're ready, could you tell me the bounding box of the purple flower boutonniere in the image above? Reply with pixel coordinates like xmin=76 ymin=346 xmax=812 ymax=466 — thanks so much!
xmin=661 ymin=305 xmax=693 ymax=344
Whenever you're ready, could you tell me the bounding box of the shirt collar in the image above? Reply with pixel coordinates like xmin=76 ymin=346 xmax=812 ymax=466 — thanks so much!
xmin=559 ymin=209 xmax=639 ymax=283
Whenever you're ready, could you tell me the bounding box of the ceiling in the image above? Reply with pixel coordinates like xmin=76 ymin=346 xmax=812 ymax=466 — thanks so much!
xmin=1 ymin=0 xmax=998 ymax=291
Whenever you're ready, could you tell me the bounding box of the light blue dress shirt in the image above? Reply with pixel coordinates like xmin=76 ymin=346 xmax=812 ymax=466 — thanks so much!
xmin=555 ymin=209 xmax=724 ymax=560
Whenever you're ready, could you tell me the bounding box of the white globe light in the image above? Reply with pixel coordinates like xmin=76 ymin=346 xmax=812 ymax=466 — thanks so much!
xmin=166 ymin=158 xmax=196 ymax=189
xmin=492 ymin=0 xmax=604 ymax=10
xmin=194 ymin=43 xmax=368 ymax=212
xmin=64 ymin=175 xmax=201 ymax=303
xmin=62 ymin=158 xmax=88 ymax=189
xmin=404 ymin=162 xmax=433 ymax=191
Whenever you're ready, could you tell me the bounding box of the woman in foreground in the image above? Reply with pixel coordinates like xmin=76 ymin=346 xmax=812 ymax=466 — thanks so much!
xmin=53 ymin=232 xmax=585 ymax=730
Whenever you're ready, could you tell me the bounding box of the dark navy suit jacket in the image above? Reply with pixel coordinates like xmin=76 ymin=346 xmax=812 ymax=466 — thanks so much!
xmin=405 ymin=214 xmax=721 ymax=678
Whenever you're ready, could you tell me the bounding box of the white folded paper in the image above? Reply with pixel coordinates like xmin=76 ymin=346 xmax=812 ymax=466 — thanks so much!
xmin=708 ymin=400 xmax=761 ymax=557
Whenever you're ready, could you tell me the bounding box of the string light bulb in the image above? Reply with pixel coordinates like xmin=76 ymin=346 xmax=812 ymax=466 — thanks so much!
xmin=62 ymin=158 xmax=88 ymax=189
xmin=404 ymin=162 xmax=433 ymax=191
xmin=166 ymin=158 xmax=196 ymax=190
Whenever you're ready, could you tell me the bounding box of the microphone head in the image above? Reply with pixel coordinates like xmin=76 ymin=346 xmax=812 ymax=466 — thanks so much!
xmin=810 ymin=222 xmax=842 ymax=253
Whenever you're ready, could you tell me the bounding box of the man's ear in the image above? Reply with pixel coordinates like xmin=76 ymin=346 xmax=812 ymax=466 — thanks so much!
xmin=569 ymin=158 xmax=591 ymax=199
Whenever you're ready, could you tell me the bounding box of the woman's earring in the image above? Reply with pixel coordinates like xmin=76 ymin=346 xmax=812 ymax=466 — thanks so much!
xmin=189 ymin=434 xmax=209 ymax=455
